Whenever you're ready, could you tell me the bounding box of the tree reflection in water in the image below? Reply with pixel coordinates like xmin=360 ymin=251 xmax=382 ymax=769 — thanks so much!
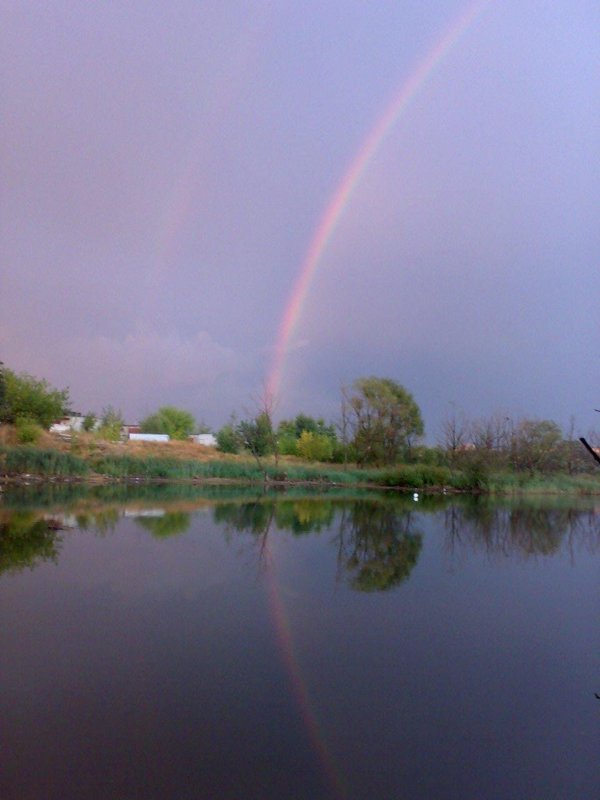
xmin=335 ymin=501 xmax=423 ymax=591
xmin=2 ymin=493 xmax=600 ymax=583
xmin=444 ymin=499 xmax=600 ymax=559
xmin=0 ymin=512 xmax=61 ymax=575
xmin=134 ymin=511 xmax=191 ymax=538
xmin=213 ymin=498 xmax=423 ymax=592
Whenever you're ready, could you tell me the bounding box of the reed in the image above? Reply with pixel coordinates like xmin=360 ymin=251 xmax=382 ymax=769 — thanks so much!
xmin=1 ymin=446 xmax=89 ymax=477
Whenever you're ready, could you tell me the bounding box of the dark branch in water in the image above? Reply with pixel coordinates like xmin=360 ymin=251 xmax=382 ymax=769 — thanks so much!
xmin=579 ymin=437 xmax=600 ymax=466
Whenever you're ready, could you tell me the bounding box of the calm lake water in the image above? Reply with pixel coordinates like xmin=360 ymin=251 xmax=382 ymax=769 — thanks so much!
xmin=1 ymin=486 xmax=599 ymax=799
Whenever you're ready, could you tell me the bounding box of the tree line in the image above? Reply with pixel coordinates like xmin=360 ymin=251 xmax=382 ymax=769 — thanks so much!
xmin=1 ymin=361 xmax=598 ymax=476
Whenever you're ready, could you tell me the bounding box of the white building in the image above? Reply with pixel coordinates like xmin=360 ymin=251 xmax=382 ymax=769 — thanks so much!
xmin=129 ymin=433 xmax=170 ymax=443
xmin=190 ymin=433 xmax=217 ymax=447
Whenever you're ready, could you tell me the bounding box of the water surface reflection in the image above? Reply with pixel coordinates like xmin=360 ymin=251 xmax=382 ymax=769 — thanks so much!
xmin=0 ymin=488 xmax=598 ymax=798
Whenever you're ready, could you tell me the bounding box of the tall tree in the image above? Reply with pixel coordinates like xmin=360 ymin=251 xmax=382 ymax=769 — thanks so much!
xmin=140 ymin=406 xmax=196 ymax=440
xmin=2 ymin=368 xmax=69 ymax=428
xmin=237 ymin=412 xmax=274 ymax=461
xmin=512 ymin=419 xmax=563 ymax=474
xmin=438 ymin=405 xmax=470 ymax=467
xmin=237 ymin=388 xmax=278 ymax=469
xmin=343 ymin=377 xmax=424 ymax=465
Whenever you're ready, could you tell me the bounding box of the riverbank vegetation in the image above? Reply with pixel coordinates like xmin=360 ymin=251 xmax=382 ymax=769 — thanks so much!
xmin=0 ymin=362 xmax=599 ymax=493
xmin=1 ymin=437 xmax=599 ymax=495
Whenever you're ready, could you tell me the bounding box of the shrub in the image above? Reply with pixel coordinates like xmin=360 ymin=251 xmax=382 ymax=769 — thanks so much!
xmin=15 ymin=416 xmax=43 ymax=444
xmin=97 ymin=406 xmax=124 ymax=442
xmin=277 ymin=434 xmax=298 ymax=456
xmin=450 ymin=462 xmax=490 ymax=492
xmin=216 ymin=424 xmax=241 ymax=454
xmin=378 ymin=464 xmax=452 ymax=489
xmin=82 ymin=412 xmax=97 ymax=432
xmin=296 ymin=431 xmax=334 ymax=462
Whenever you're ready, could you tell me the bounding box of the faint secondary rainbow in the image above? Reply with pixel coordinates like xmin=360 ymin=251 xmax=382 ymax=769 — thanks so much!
xmin=267 ymin=0 xmax=490 ymax=400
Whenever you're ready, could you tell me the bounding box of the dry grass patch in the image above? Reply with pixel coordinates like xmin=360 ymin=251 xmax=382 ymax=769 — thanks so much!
xmin=124 ymin=439 xmax=225 ymax=462
xmin=63 ymin=433 xmax=233 ymax=463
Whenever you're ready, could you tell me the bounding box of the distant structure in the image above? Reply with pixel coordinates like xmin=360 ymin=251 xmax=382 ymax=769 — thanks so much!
xmin=122 ymin=424 xmax=141 ymax=437
xmin=50 ymin=415 xmax=85 ymax=434
xmin=129 ymin=433 xmax=170 ymax=443
xmin=190 ymin=433 xmax=217 ymax=447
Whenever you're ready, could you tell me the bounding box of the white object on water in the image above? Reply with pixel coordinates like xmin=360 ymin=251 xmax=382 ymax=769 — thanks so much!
xmin=413 ymin=492 xmax=419 ymax=501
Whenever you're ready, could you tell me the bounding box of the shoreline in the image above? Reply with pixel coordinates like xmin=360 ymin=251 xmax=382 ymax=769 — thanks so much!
xmin=2 ymin=472 xmax=600 ymax=496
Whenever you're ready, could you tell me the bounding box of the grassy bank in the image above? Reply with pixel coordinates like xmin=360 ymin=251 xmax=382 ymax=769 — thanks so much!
xmin=0 ymin=445 xmax=370 ymax=485
xmin=1 ymin=442 xmax=599 ymax=494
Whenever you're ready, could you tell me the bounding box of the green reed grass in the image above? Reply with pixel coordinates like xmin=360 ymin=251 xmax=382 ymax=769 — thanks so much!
xmin=1 ymin=446 xmax=89 ymax=477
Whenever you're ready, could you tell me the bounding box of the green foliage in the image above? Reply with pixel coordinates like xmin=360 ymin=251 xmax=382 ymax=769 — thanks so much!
xmin=140 ymin=405 xmax=196 ymax=440
xmin=277 ymin=414 xmax=337 ymax=460
xmin=237 ymin=412 xmax=275 ymax=460
xmin=344 ymin=377 xmax=424 ymax=466
xmin=85 ymin=452 xmax=366 ymax=484
xmin=0 ymin=362 xmax=7 ymax=421
xmin=378 ymin=464 xmax=452 ymax=489
xmin=216 ymin=423 xmax=241 ymax=454
xmin=438 ymin=411 xmax=589 ymax=478
xmin=14 ymin=416 xmax=44 ymax=444
xmin=1 ymin=446 xmax=89 ymax=476
xmin=278 ymin=413 xmax=336 ymax=441
xmin=512 ymin=419 xmax=563 ymax=474
xmin=277 ymin=433 xmax=298 ymax=456
xmin=97 ymin=406 xmax=124 ymax=441
xmin=135 ymin=511 xmax=191 ymax=538
xmin=296 ymin=430 xmax=334 ymax=462
xmin=411 ymin=445 xmax=445 ymax=466
xmin=450 ymin=462 xmax=490 ymax=492
xmin=2 ymin=368 xmax=69 ymax=428
xmin=0 ymin=513 xmax=61 ymax=575
xmin=340 ymin=501 xmax=423 ymax=591
xmin=82 ymin=412 xmax=97 ymax=432
xmin=214 ymin=498 xmax=337 ymax=537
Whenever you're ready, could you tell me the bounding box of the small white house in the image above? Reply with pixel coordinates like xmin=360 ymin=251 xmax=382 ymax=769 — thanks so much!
xmin=190 ymin=433 xmax=217 ymax=447
xmin=129 ymin=433 xmax=170 ymax=443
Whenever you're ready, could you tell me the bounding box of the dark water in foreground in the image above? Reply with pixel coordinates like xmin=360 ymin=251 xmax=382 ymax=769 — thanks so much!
xmin=1 ymin=487 xmax=599 ymax=799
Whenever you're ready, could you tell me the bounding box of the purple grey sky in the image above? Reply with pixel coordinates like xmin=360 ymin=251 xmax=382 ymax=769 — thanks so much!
xmin=1 ymin=1 xmax=598 ymax=438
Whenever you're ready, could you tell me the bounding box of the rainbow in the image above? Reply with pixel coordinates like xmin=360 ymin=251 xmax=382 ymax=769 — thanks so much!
xmin=266 ymin=0 xmax=490 ymax=401
xmin=264 ymin=556 xmax=349 ymax=798
xmin=260 ymin=6 xmax=492 ymax=792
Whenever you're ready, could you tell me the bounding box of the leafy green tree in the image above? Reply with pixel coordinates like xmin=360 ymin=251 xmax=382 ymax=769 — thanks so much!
xmin=2 ymin=368 xmax=69 ymax=428
xmin=277 ymin=413 xmax=337 ymax=458
xmin=512 ymin=419 xmax=563 ymax=474
xmin=216 ymin=422 xmax=241 ymax=454
xmin=140 ymin=405 xmax=196 ymax=440
xmin=278 ymin=413 xmax=336 ymax=440
xmin=277 ymin=429 xmax=298 ymax=456
xmin=97 ymin=406 xmax=124 ymax=441
xmin=82 ymin=412 xmax=97 ymax=432
xmin=343 ymin=377 xmax=424 ymax=465
xmin=237 ymin=411 xmax=274 ymax=462
xmin=296 ymin=430 xmax=334 ymax=461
